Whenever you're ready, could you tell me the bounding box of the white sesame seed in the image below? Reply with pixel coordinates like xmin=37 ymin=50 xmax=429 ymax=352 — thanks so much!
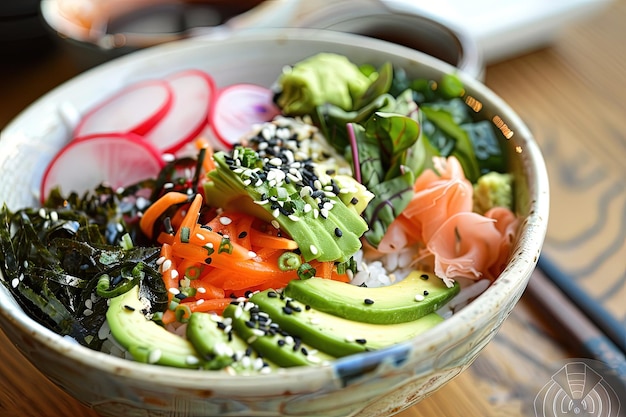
xmin=11 ymin=278 xmax=19 ymax=288
xmin=197 ymin=287 xmax=206 ymax=293
xmin=195 ymin=233 xmax=205 ymax=240
xmin=309 ymin=244 xmax=318 ymax=255
xmin=50 ymin=211 xmax=58 ymax=222
xmin=271 ymin=220 xmax=280 ymax=229
xmin=156 ymin=256 xmax=166 ymax=265
xmin=248 ymin=251 xmax=257 ymax=258
xmin=219 ymin=216 xmax=232 ymax=225
xmin=288 ymin=214 xmax=300 ymax=222
xmin=168 ymin=287 xmax=180 ymax=295
xmin=414 ymin=294 xmax=425 ymax=302
xmin=196 ymin=299 xmax=205 ymax=305
xmin=38 ymin=208 xmax=46 ymax=218
xmin=186 ymin=356 xmax=200 ymax=365
xmin=161 ymin=259 xmax=172 ymax=272
xmin=303 ymin=204 xmax=312 ymax=213
xmin=148 ymin=349 xmax=162 ymax=364
xmin=272 ymin=208 xmax=280 ymax=218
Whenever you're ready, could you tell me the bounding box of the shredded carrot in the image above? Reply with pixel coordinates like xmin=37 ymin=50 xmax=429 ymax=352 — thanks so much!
xmin=248 ymin=229 xmax=299 ymax=250
xmin=159 ymin=243 xmax=180 ymax=305
xmin=140 ymin=191 xmax=189 ymax=239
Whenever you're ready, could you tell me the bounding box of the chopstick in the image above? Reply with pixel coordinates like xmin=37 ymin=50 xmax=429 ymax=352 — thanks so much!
xmin=537 ymin=256 xmax=626 ymax=354
xmin=525 ymin=263 xmax=626 ymax=378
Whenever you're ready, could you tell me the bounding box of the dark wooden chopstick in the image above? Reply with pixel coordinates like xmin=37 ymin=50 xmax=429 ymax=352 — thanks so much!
xmin=526 ymin=264 xmax=626 ymax=378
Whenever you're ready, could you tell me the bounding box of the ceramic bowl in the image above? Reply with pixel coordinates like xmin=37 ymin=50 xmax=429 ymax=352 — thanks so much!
xmin=0 ymin=29 xmax=549 ymax=417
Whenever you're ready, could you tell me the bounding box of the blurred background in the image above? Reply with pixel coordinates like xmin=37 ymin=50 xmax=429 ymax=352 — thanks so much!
xmin=0 ymin=0 xmax=615 ymax=128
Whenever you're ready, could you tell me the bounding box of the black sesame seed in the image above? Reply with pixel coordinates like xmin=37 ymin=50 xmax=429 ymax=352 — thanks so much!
xmin=238 ymin=231 xmax=248 ymax=239
xmin=301 ymin=347 xmax=308 ymax=356
xmin=282 ymin=306 xmax=293 ymax=315
xmin=334 ymin=227 xmax=343 ymax=237
xmin=364 ymin=298 xmax=374 ymax=305
xmin=267 ymin=291 xmax=278 ymax=298
xmin=350 ymin=197 xmax=359 ymax=205
xmin=123 ymin=305 xmax=136 ymax=311
xmin=217 ymin=322 xmax=226 ymax=330
xmin=205 ymin=257 xmax=212 ymax=265
xmin=355 ymin=338 xmax=367 ymax=344
xmin=420 ymin=273 xmax=429 ymax=280
xmin=277 ymin=339 xmax=286 ymax=347
xmin=423 ymin=290 xmax=429 ymax=296
xmin=245 ymin=320 xmax=256 ymax=328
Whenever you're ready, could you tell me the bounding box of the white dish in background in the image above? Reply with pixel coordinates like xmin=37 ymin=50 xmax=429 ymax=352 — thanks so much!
xmin=383 ymin=0 xmax=614 ymax=62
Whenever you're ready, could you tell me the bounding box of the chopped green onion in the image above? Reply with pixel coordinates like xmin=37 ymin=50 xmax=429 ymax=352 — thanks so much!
xmin=175 ymin=304 xmax=192 ymax=323
xmin=120 ymin=233 xmax=134 ymax=250
xmin=297 ymin=263 xmax=316 ymax=280
xmin=184 ymin=265 xmax=202 ymax=280
xmin=277 ymin=252 xmax=302 ymax=271
xmin=218 ymin=236 xmax=233 ymax=254
xmin=180 ymin=226 xmax=191 ymax=243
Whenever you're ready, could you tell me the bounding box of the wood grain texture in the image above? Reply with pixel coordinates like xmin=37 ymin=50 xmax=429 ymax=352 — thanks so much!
xmin=0 ymin=0 xmax=624 ymax=415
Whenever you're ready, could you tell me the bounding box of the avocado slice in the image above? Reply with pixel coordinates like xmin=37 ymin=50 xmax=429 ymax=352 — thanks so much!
xmin=223 ymin=301 xmax=335 ymax=367
xmin=283 ymin=271 xmax=460 ymax=324
xmin=186 ymin=311 xmax=274 ymax=374
xmin=249 ymin=290 xmax=444 ymax=358
xmin=205 ymin=148 xmax=368 ymax=262
xmin=106 ymin=286 xmax=203 ymax=368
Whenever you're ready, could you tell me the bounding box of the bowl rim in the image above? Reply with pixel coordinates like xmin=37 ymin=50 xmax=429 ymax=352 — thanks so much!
xmin=0 ymin=28 xmax=549 ymax=391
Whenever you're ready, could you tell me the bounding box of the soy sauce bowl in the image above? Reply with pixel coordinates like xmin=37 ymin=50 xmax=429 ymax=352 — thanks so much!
xmin=0 ymin=29 xmax=548 ymax=417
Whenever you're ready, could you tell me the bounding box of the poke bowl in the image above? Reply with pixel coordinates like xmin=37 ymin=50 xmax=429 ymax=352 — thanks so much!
xmin=0 ymin=29 xmax=549 ymax=417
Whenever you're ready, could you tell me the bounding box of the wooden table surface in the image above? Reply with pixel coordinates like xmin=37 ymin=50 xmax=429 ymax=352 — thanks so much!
xmin=1 ymin=1 xmax=625 ymax=416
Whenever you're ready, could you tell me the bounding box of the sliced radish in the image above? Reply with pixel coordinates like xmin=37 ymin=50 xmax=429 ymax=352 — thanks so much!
xmin=143 ymin=69 xmax=216 ymax=154
xmin=40 ymin=133 xmax=165 ymax=202
xmin=209 ymin=83 xmax=280 ymax=149
xmin=73 ymin=80 xmax=173 ymax=138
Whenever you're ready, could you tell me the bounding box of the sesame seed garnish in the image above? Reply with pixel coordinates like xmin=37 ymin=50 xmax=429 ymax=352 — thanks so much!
xmin=148 ymin=349 xmax=162 ymax=364
xmin=355 ymin=338 xmax=367 ymax=344
xmin=420 ymin=274 xmax=429 ymax=280
xmin=309 ymin=244 xmax=318 ymax=255
xmin=414 ymin=294 xmax=425 ymax=302
xmin=334 ymin=227 xmax=343 ymax=237
xmin=364 ymin=298 xmax=374 ymax=305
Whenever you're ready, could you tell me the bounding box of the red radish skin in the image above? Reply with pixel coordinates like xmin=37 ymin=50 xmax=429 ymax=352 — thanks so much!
xmin=40 ymin=133 xmax=165 ymax=202
xmin=209 ymin=83 xmax=280 ymax=149
xmin=144 ymin=69 xmax=216 ymax=154
xmin=72 ymin=80 xmax=173 ymax=138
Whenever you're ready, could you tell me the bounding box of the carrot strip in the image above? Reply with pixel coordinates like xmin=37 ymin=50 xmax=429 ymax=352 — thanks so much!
xmin=159 ymin=243 xmax=180 ymax=304
xmin=161 ymin=309 xmax=177 ymax=325
xmin=140 ymin=191 xmax=189 ymax=239
xmin=249 ymin=229 xmax=299 ymax=250
xmin=189 ymin=278 xmax=226 ymax=300
xmin=310 ymin=260 xmax=333 ymax=280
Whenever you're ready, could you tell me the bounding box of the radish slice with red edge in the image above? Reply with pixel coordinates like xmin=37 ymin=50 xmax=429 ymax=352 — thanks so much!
xmin=144 ymin=69 xmax=216 ymax=154
xmin=73 ymin=80 xmax=173 ymax=138
xmin=40 ymin=133 xmax=165 ymax=202
xmin=209 ymin=83 xmax=280 ymax=149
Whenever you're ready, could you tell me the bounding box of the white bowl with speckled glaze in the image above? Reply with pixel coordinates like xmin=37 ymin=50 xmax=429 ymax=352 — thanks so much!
xmin=0 ymin=29 xmax=549 ymax=417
